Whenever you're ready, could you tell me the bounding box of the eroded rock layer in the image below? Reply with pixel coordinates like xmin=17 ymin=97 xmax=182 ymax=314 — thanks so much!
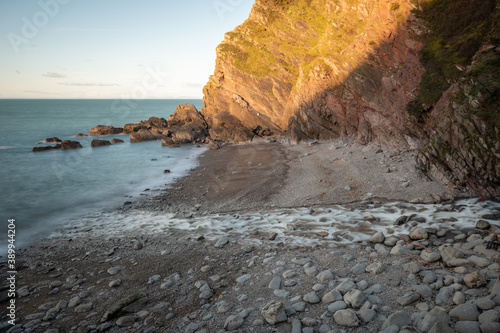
xmin=201 ymin=0 xmax=500 ymax=196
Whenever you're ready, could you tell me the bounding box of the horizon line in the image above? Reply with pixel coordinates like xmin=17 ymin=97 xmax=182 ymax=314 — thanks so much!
xmin=0 ymin=97 xmax=203 ymax=100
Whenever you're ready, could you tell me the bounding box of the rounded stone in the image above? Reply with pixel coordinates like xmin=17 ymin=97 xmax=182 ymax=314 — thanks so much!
xmin=449 ymin=304 xmax=480 ymax=321
xmin=333 ymin=310 xmax=359 ymax=327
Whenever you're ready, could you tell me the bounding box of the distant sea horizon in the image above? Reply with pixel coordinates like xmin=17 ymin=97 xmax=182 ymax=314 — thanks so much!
xmin=0 ymin=98 xmax=203 ymax=100
xmin=0 ymin=99 xmax=205 ymax=254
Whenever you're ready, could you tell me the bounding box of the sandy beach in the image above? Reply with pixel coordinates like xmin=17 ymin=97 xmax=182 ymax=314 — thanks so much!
xmin=4 ymin=141 xmax=500 ymax=333
xmin=138 ymin=139 xmax=466 ymax=217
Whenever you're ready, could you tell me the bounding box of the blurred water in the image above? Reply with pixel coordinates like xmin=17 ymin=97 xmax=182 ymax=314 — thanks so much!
xmin=0 ymin=99 xmax=204 ymax=252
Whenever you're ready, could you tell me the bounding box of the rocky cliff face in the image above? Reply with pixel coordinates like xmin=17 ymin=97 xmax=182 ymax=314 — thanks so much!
xmin=202 ymin=0 xmax=425 ymax=146
xmin=201 ymin=0 xmax=500 ymax=196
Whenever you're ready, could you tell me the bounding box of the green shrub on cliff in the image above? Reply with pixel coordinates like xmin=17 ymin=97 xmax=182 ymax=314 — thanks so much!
xmin=408 ymin=0 xmax=498 ymax=120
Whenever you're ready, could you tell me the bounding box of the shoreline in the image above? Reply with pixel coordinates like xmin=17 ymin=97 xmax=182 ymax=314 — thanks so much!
xmin=5 ymin=140 xmax=500 ymax=333
xmin=132 ymin=139 xmax=472 ymax=217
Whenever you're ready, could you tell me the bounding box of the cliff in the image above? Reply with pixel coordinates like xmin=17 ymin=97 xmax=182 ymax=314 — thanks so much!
xmin=201 ymin=0 xmax=500 ymax=197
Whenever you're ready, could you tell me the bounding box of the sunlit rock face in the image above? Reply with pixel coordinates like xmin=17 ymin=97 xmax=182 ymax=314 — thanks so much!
xmin=201 ymin=0 xmax=500 ymax=197
xmin=202 ymin=0 xmax=423 ymax=146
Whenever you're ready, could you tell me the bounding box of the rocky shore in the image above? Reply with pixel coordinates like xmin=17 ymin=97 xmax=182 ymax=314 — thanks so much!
xmin=3 ymin=200 xmax=500 ymax=333
xmin=4 ymin=140 xmax=500 ymax=333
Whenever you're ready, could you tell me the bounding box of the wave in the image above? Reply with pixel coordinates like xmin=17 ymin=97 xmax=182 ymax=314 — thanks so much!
xmin=0 ymin=146 xmax=15 ymax=150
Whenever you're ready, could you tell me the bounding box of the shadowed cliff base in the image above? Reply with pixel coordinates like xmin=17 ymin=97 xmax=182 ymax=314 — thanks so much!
xmin=200 ymin=0 xmax=500 ymax=197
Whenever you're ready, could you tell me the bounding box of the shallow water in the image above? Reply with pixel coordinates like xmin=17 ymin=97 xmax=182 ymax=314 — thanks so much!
xmin=0 ymin=99 xmax=204 ymax=252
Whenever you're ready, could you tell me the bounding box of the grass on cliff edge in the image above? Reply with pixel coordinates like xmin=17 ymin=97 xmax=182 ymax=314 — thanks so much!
xmin=408 ymin=0 xmax=499 ymax=122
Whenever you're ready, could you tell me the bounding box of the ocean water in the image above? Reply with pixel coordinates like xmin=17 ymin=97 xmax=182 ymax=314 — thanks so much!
xmin=0 ymin=99 xmax=205 ymax=253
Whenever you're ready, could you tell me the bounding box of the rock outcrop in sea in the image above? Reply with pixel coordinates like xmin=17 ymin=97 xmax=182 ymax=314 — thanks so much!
xmin=33 ymin=140 xmax=82 ymax=152
xmin=127 ymin=104 xmax=209 ymax=145
xmin=200 ymin=0 xmax=500 ymax=197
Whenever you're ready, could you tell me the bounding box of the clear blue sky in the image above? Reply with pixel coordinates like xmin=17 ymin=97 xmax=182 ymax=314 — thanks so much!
xmin=0 ymin=0 xmax=253 ymax=99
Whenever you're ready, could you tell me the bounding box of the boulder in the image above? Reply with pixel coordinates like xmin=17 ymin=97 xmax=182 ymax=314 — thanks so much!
xmin=46 ymin=137 xmax=62 ymax=142
xmin=327 ymin=301 xmax=347 ymax=313
xmin=316 ymin=270 xmax=334 ymax=282
xmin=171 ymin=124 xmax=209 ymax=143
xmin=252 ymin=125 xmax=274 ymax=137
xmin=394 ymin=215 xmax=409 ymax=226
xmin=449 ymin=304 xmax=480 ymax=321
xmin=208 ymin=139 xmax=222 ymax=150
xmin=480 ymin=322 xmax=500 ymax=333
xmin=417 ymin=307 xmax=450 ymax=333
xmin=482 ymin=214 xmax=500 ymax=220
xmin=139 ymin=117 xmax=168 ymax=129
xmin=454 ymin=321 xmax=480 ymax=333
xmin=421 ymin=250 xmax=441 ymax=263
xmin=224 ymin=315 xmax=245 ymax=330
xmin=409 ymin=227 xmax=428 ymax=240
xmin=476 ymin=220 xmax=491 ymax=230
xmin=112 ymin=138 xmax=124 ymax=144
xmin=123 ymin=123 xmax=145 ymax=134
xmin=61 ymin=140 xmax=83 ymax=150
xmin=333 ymin=309 xmax=359 ymax=327
xmin=439 ymin=244 xmax=465 ymax=266
xmin=91 ymin=139 xmax=112 ymax=147
xmin=366 ymin=262 xmax=385 ymax=274
xmin=370 ymin=231 xmax=385 ymax=243
xmin=33 ymin=145 xmax=61 ymax=152
xmin=75 ymin=133 xmax=88 ymax=137
xmin=382 ymin=311 xmax=410 ymax=330
xmin=396 ymin=293 xmax=420 ymax=306
xmin=208 ymin=111 xmax=254 ymax=142
xmin=89 ymin=125 xmax=123 ymax=136
xmin=116 ymin=316 xmax=137 ymax=327
xmin=161 ymin=137 xmax=175 ymax=146
xmin=343 ymin=289 xmax=365 ymax=308
xmin=129 ymin=129 xmax=163 ymax=142
xmin=464 ymin=271 xmax=487 ymax=288
xmin=168 ymin=104 xmax=207 ymax=128
xmin=261 ymin=300 xmax=287 ymax=325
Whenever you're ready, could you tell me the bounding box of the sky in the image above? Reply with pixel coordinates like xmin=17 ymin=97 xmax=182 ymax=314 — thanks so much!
xmin=0 ymin=0 xmax=254 ymax=99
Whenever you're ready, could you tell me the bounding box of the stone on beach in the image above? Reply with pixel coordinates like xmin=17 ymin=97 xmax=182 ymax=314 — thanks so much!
xmin=215 ymin=236 xmax=229 ymax=248
xmin=333 ymin=309 xmax=359 ymax=327
xmin=417 ymin=307 xmax=450 ymax=332
xmin=370 ymin=231 xmax=385 ymax=243
xmin=449 ymin=304 xmax=480 ymax=321
xmin=261 ymin=300 xmax=287 ymax=325
xmin=409 ymin=227 xmax=428 ymax=240
xmin=344 ymin=289 xmax=365 ymax=308
xmin=236 ymin=274 xmax=252 ymax=284
xmin=464 ymin=271 xmax=487 ymax=288
xmin=421 ymin=250 xmax=441 ymax=263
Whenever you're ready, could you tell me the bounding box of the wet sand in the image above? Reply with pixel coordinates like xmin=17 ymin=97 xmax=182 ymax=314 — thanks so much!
xmin=138 ymin=139 xmax=469 ymax=217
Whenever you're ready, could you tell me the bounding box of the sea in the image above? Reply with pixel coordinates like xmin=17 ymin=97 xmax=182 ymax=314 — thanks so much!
xmin=0 ymin=99 xmax=206 ymax=253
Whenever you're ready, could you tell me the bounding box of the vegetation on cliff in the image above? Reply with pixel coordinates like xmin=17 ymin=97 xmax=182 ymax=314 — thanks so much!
xmin=408 ymin=0 xmax=499 ymax=122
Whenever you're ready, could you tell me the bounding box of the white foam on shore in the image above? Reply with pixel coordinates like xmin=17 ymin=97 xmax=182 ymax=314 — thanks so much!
xmin=51 ymin=198 xmax=500 ymax=247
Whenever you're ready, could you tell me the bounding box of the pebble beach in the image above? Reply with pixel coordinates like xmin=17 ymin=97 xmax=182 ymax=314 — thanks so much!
xmin=3 ymin=140 xmax=500 ymax=333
